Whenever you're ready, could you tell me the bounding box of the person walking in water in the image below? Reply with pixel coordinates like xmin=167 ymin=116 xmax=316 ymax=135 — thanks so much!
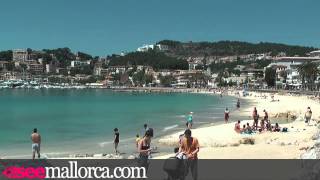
xmin=186 ymin=112 xmax=193 ymax=129
xmin=224 ymin=108 xmax=230 ymax=123
xmin=31 ymin=128 xmax=41 ymax=160
xmin=114 ymin=128 xmax=120 ymax=155
xmin=236 ymin=99 xmax=240 ymax=109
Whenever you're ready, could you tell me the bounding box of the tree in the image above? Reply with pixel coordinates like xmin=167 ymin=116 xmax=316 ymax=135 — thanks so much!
xmin=298 ymin=62 xmax=319 ymax=90
xmin=157 ymin=40 xmax=316 ymax=57
xmin=265 ymin=67 xmax=276 ymax=87
xmin=43 ymin=48 xmax=76 ymax=67
xmin=133 ymin=71 xmax=146 ymax=86
xmin=5 ymin=62 xmax=15 ymax=71
xmin=0 ymin=50 xmax=13 ymax=61
xmin=279 ymin=70 xmax=287 ymax=83
xmin=108 ymin=50 xmax=188 ymax=70
xmin=159 ymin=75 xmax=175 ymax=87
xmin=77 ymin=51 xmax=93 ymax=60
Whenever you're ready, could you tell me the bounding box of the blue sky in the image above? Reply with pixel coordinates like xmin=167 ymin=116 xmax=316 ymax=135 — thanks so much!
xmin=0 ymin=0 xmax=319 ymax=56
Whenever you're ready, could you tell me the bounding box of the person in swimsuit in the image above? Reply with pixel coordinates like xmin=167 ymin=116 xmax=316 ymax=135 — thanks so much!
xmin=246 ymin=123 xmax=253 ymax=134
xmin=138 ymin=130 xmax=153 ymax=171
xmin=114 ymin=128 xmax=120 ymax=155
xmin=305 ymin=107 xmax=312 ymax=125
xmin=224 ymin=108 xmax=230 ymax=123
xmin=234 ymin=120 xmax=241 ymax=133
xmin=273 ymin=123 xmax=281 ymax=132
xmin=31 ymin=128 xmax=41 ymax=160
xmin=241 ymin=124 xmax=246 ymax=133
xmin=186 ymin=112 xmax=193 ymax=129
xmin=261 ymin=109 xmax=268 ymax=130
xmin=252 ymin=107 xmax=259 ymax=130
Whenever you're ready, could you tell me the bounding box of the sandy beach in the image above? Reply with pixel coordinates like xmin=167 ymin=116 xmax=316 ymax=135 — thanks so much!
xmin=156 ymin=91 xmax=320 ymax=159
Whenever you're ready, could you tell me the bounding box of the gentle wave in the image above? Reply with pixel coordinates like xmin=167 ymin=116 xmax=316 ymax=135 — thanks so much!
xmin=163 ymin=124 xmax=178 ymax=131
xmin=2 ymin=152 xmax=68 ymax=159
xmin=98 ymin=137 xmax=136 ymax=147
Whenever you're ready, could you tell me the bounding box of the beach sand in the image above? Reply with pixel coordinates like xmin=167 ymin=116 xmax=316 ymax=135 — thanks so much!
xmin=156 ymin=91 xmax=320 ymax=159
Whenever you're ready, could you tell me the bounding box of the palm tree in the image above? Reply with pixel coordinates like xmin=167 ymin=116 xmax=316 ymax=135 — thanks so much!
xmin=298 ymin=62 xmax=319 ymax=90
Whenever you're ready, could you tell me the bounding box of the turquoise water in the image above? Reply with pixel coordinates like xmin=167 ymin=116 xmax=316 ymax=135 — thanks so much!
xmin=0 ymin=89 xmax=239 ymax=158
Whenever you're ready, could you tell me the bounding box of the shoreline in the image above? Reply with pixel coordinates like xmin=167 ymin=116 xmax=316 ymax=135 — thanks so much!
xmin=154 ymin=90 xmax=320 ymax=159
xmin=2 ymin=90 xmax=320 ymax=159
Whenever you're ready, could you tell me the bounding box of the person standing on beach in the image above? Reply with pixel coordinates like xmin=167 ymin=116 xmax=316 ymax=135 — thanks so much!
xmin=137 ymin=130 xmax=153 ymax=171
xmin=114 ymin=128 xmax=120 ymax=155
xmin=252 ymin=107 xmax=259 ymax=130
xmin=179 ymin=129 xmax=199 ymax=180
xmin=186 ymin=112 xmax=193 ymax=129
xmin=305 ymin=107 xmax=312 ymax=125
xmin=224 ymin=108 xmax=230 ymax=123
xmin=31 ymin=128 xmax=41 ymax=160
xmin=262 ymin=110 xmax=269 ymax=130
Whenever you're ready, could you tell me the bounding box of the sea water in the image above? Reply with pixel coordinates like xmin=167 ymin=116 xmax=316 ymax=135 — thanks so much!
xmin=0 ymin=89 xmax=244 ymax=158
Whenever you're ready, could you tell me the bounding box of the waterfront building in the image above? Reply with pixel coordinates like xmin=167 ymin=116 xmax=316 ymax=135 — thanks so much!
xmin=266 ymin=56 xmax=320 ymax=88
xmin=309 ymin=50 xmax=320 ymax=57
xmin=27 ymin=63 xmax=44 ymax=74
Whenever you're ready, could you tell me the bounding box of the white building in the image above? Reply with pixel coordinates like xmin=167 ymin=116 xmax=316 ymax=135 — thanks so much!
xmin=309 ymin=50 xmax=320 ymax=57
xmin=267 ymin=56 xmax=320 ymax=87
xmin=137 ymin=44 xmax=155 ymax=52
xmin=137 ymin=44 xmax=169 ymax=52
xmin=12 ymin=49 xmax=28 ymax=62
xmin=71 ymin=60 xmax=91 ymax=67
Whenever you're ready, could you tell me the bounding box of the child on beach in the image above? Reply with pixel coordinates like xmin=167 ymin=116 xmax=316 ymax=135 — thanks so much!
xmin=135 ymin=134 xmax=141 ymax=148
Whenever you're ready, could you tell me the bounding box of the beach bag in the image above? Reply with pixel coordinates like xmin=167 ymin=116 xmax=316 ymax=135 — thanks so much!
xmin=282 ymin=128 xmax=288 ymax=132
xmin=163 ymin=157 xmax=185 ymax=178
